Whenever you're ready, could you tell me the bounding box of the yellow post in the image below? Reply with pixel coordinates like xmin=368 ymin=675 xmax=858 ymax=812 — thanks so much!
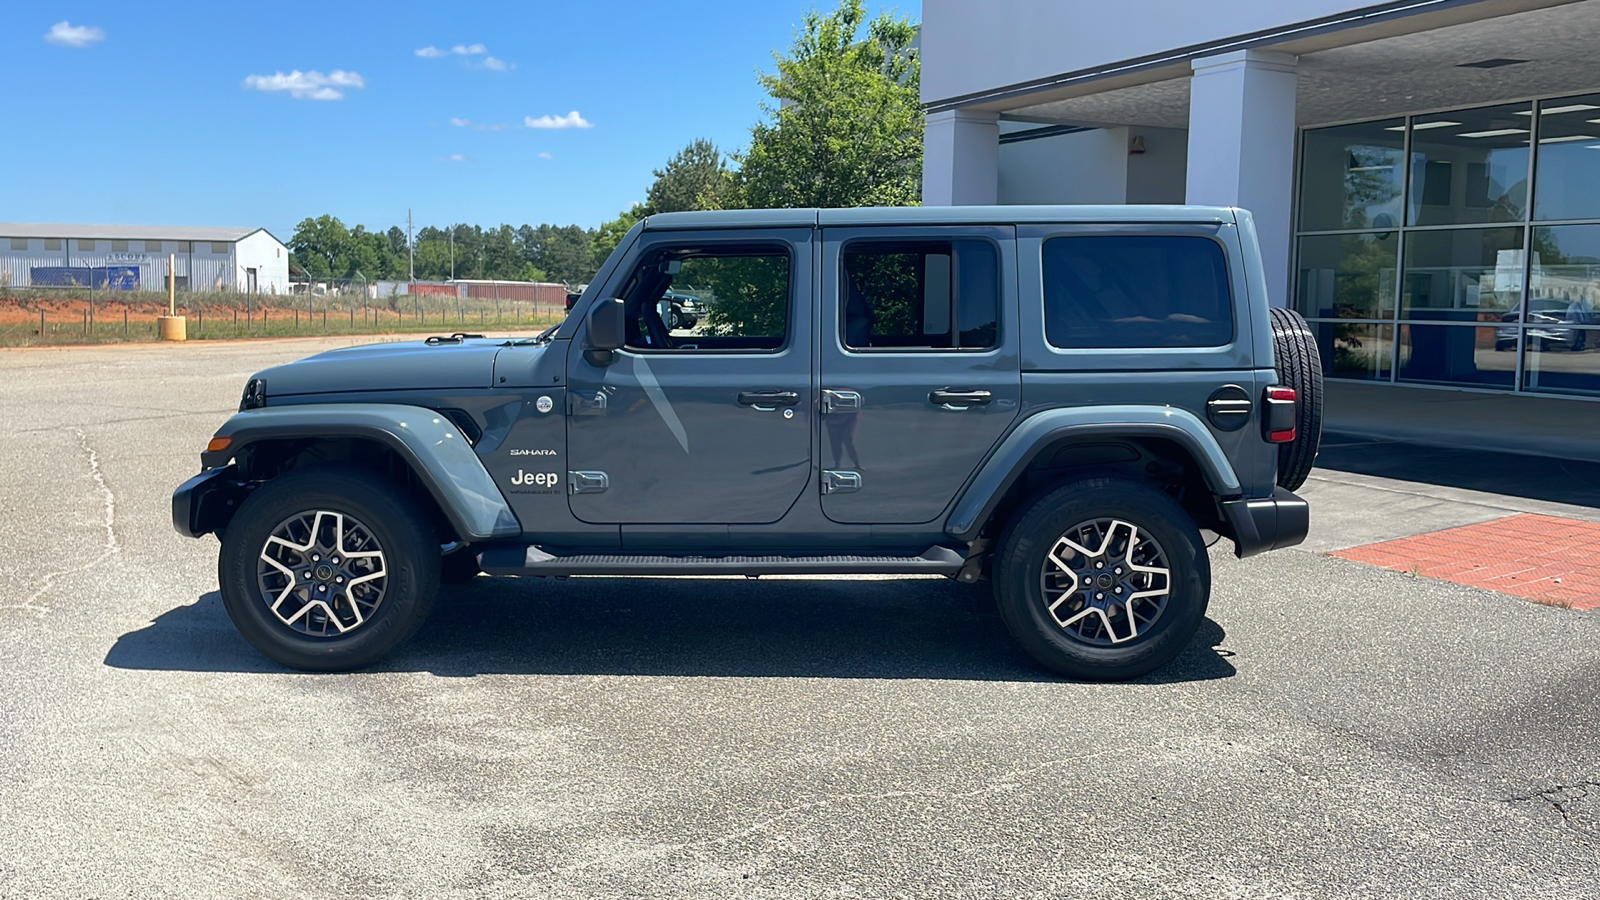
xmin=158 ymin=251 xmax=186 ymax=341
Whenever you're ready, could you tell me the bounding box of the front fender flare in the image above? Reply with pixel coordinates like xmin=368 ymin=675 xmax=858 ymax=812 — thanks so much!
xmin=944 ymin=405 xmax=1242 ymax=542
xmin=202 ymin=404 xmax=521 ymax=542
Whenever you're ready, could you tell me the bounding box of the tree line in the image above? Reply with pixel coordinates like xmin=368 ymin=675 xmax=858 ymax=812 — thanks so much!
xmin=288 ymin=0 xmax=921 ymax=288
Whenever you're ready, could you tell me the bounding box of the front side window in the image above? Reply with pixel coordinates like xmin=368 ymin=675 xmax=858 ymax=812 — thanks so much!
xmin=840 ymin=239 xmax=998 ymax=351
xmin=1042 ymin=235 xmax=1233 ymax=349
xmin=620 ymin=243 xmax=790 ymax=352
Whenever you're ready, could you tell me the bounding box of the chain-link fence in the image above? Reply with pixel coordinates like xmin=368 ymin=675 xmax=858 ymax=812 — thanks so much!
xmin=0 ymin=286 xmax=566 ymax=346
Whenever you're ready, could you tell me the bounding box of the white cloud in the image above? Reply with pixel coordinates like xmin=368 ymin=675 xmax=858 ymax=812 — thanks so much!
xmin=418 ymin=43 xmax=510 ymax=70
xmin=525 ymin=110 xmax=592 ymax=130
xmin=448 ymin=117 xmax=512 ymax=131
xmin=438 ymin=154 xmax=469 ymax=163
xmin=418 ymin=43 xmax=488 ymax=58
xmin=44 ymin=21 xmax=104 ymax=47
xmin=538 ymin=152 xmax=553 ymax=159
xmin=244 ymin=70 xmax=365 ymax=101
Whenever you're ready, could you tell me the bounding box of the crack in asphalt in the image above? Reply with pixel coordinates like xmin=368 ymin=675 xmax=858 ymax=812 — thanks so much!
xmin=1 ymin=427 xmax=120 ymax=616
xmin=1503 ymin=781 xmax=1599 ymax=836
xmin=495 ymin=743 xmax=1158 ymax=887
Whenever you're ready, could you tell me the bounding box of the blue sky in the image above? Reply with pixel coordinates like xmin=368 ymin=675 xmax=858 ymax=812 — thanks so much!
xmin=0 ymin=1 xmax=919 ymax=241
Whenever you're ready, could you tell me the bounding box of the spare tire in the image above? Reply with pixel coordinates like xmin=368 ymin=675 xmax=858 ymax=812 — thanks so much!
xmin=1268 ymin=307 xmax=1323 ymax=491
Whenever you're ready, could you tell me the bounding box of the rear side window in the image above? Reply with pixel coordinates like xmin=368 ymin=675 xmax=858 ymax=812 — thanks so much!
xmin=1042 ymin=235 xmax=1233 ymax=349
xmin=841 ymin=239 xmax=998 ymax=351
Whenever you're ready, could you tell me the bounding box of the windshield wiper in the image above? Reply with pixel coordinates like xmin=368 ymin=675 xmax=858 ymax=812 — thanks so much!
xmin=505 ymin=322 xmax=563 ymax=347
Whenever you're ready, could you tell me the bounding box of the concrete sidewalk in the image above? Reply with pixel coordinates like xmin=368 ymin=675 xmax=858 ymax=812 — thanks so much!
xmin=1296 ymin=432 xmax=1600 ymax=554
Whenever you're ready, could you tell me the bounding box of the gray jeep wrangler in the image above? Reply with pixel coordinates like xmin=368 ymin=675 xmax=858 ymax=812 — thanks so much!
xmin=173 ymin=205 xmax=1319 ymax=680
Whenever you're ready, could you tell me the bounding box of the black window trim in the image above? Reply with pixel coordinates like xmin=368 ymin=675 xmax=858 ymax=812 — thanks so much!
xmin=618 ymin=236 xmax=799 ymax=356
xmin=836 ymin=234 xmax=1004 ymax=355
xmin=1039 ymin=232 xmax=1237 ymax=351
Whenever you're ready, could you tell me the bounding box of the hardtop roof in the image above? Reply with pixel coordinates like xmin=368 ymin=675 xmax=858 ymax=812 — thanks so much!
xmin=642 ymin=205 xmax=1238 ymax=231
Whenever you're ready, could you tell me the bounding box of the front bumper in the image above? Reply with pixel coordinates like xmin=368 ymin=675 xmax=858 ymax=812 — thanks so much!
xmin=171 ymin=466 xmax=251 ymax=538
xmin=1220 ymin=487 xmax=1309 ymax=559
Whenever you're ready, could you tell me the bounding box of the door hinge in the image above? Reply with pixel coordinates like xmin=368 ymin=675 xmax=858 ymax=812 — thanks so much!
xmin=568 ymin=471 xmax=609 ymax=494
xmin=822 ymin=389 xmax=862 ymax=413
xmin=821 ymin=470 xmax=862 ymax=494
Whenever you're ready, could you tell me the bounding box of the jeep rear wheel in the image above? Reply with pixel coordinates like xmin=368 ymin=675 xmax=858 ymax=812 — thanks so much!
xmin=218 ymin=465 xmax=440 ymax=671
xmin=993 ymin=478 xmax=1209 ymax=681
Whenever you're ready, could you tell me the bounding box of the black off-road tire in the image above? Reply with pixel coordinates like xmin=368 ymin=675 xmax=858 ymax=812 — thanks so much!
xmin=440 ymin=547 xmax=483 ymax=584
xmin=218 ymin=465 xmax=440 ymax=671
xmin=993 ymin=478 xmax=1210 ymax=681
xmin=1268 ymin=307 xmax=1324 ymax=491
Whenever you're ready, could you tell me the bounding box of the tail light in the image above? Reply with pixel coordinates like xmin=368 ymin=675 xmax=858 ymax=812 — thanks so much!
xmin=1264 ymin=386 xmax=1297 ymax=443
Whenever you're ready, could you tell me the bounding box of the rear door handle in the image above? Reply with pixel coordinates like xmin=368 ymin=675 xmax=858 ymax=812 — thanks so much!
xmin=738 ymin=390 xmax=800 ymax=409
xmin=930 ymin=389 xmax=992 ymax=408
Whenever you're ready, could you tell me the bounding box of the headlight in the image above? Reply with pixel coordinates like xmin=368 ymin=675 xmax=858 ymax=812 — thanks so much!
xmin=239 ymin=378 xmax=267 ymax=411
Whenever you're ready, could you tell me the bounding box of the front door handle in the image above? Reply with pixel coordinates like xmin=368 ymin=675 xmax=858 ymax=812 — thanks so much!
xmin=738 ymin=390 xmax=801 ymax=409
xmin=930 ymin=389 xmax=992 ymax=409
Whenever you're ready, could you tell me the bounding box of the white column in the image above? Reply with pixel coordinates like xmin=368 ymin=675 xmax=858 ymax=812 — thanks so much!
xmin=923 ymin=109 xmax=999 ymax=206
xmin=1186 ymin=50 xmax=1298 ymax=307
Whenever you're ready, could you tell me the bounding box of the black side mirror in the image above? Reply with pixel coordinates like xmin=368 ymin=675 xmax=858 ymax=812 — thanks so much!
xmin=584 ymin=298 xmax=625 ymax=366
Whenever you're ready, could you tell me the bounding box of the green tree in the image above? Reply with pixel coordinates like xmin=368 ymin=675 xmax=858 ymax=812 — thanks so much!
xmin=646 ymin=139 xmax=731 ymax=214
xmin=520 ymin=223 xmax=597 ymax=285
xmin=290 ymin=215 xmax=353 ymax=279
xmin=591 ymin=205 xmax=648 ymax=276
xmin=733 ymin=0 xmax=921 ymax=209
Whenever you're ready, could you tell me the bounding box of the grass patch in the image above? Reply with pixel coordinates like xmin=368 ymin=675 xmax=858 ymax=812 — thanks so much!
xmin=0 ymin=290 xmax=563 ymax=347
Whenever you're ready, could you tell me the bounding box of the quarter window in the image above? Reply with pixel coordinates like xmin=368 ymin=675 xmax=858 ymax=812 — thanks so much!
xmin=620 ymin=243 xmax=791 ymax=352
xmin=1042 ymin=235 xmax=1233 ymax=349
xmin=840 ymin=239 xmax=998 ymax=351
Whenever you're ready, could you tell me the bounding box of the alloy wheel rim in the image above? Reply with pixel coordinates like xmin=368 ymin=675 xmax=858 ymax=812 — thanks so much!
xmin=1039 ymin=518 xmax=1171 ymax=646
xmin=256 ymin=510 xmax=387 ymax=637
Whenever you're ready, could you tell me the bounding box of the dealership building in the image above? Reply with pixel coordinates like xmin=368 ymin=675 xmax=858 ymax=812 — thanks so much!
xmin=921 ymin=0 xmax=1600 ymax=408
xmin=0 ymin=224 xmax=290 ymax=294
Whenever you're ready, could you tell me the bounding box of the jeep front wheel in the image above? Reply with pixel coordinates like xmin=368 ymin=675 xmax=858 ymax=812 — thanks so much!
xmin=993 ymin=478 xmax=1209 ymax=681
xmin=218 ymin=465 xmax=440 ymax=671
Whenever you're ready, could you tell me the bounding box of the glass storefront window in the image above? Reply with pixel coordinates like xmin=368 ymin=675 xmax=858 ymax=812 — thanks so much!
xmin=1523 ymin=328 xmax=1600 ymax=395
xmin=1401 ymin=227 xmax=1523 ymax=321
xmin=1298 ymin=119 xmax=1405 ymax=232
xmin=1408 ymin=103 xmax=1532 ymax=226
xmin=1526 ymin=224 xmax=1600 ymax=326
xmin=1295 ymin=232 xmax=1398 ymax=319
xmin=1533 ymin=93 xmax=1600 ymax=222
xmin=1316 ymin=322 xmax=1394 ymax=380
xmin=1396 ymin=324 xmax=1517 ymax=389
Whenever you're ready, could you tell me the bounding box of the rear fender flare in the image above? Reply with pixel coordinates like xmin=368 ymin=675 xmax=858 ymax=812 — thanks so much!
xmin=944 ymin=406 xmax=1242 ymax=542
xmin=203 ymin=404 xmax=521 ymax=542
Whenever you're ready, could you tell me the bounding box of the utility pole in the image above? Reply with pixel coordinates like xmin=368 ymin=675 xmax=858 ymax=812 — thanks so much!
xmin=408 ymin=208 xmax=418 ymax=321
xmin=450 ymin=228 xmax=454 ymax=280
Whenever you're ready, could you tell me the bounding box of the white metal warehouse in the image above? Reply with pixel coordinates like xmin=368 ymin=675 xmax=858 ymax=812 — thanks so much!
xmin=0 ymin=224 xmax=290 ymax=294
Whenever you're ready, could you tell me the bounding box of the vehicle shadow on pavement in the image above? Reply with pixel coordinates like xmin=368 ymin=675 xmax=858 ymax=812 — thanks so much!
xmin=1317 ymin=432 xmax=1600 ymax=509
xmin=104 ymin=579 xmax=1236 ymax=684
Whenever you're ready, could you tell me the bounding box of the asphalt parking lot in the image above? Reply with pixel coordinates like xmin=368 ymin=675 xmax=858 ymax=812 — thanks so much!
xmin=2 ymin=337 xmax=1597 ymax=899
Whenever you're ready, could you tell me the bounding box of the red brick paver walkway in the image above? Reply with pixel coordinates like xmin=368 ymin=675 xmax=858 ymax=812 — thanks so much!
xmin=1334 ymin=514 xmax=1600 ymax=610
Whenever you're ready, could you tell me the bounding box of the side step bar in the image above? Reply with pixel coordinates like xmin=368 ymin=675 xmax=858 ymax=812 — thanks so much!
xmin=477 ymin=544 xmax=966 ymax=577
